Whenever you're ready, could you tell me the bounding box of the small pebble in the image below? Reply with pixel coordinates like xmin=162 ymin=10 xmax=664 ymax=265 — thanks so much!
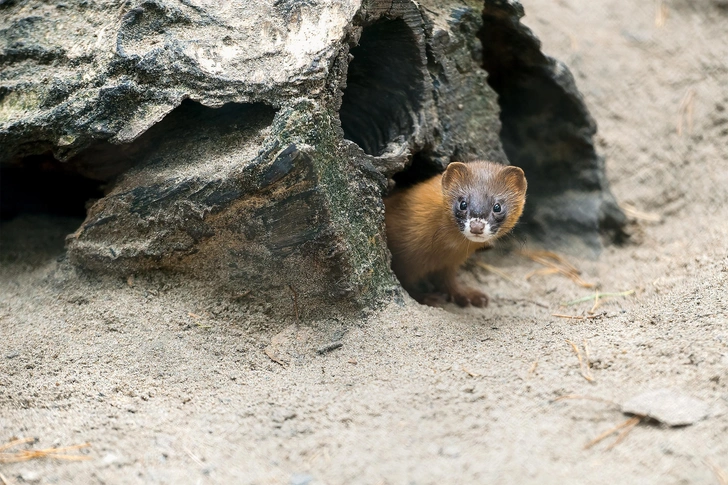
xmin=290 ymin=473 xmax=314 ymax=485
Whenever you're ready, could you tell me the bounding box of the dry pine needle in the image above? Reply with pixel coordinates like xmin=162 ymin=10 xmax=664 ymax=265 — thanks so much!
xmin=0 ymin=439 xmax=91 ymax=463
xmin=520 ymin=250 xmax=595 ymax=288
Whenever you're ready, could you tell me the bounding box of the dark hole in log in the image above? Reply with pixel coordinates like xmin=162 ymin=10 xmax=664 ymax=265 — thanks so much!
xmin=0 ymin=155 xmax=104 ymax=221
xmin=340 ymin=18 xmax=424 ymax=156
xmin=391 ymin=150 xmax=442 ymax=188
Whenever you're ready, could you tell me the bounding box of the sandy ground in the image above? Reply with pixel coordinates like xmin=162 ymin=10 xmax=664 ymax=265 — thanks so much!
xmin=1 ymin=1 xmax=727 ymax=484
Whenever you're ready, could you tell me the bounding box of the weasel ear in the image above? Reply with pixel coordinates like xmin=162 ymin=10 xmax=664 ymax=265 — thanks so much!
xmin=442 ymin=162 xmax=469 ymax=191
xmin=500 ymin=166 xmax=527 ymax=194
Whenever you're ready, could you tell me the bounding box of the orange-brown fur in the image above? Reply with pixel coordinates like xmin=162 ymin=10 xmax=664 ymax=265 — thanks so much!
xmin=384 ymin=160 xmax=527 ymax=307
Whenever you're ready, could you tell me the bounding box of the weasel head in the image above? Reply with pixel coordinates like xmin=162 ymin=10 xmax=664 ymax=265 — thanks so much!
xmin=441 ymin=161 xmax=527 ymax=244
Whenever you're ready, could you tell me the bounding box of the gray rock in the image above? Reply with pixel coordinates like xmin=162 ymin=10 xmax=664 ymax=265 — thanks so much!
xmin=0 ymin=0 xmax=624 ymax=315
xmin=622 ymin=388 xmax=710 ymax=426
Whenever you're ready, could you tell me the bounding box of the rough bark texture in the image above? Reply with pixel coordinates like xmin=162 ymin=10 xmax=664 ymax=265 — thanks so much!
xmin=0 ymin=0 xmax=625 ymax=316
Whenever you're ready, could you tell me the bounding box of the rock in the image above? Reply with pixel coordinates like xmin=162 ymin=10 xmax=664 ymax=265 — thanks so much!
xmin=17 ymin=470 xmax=41 ymax=483
xmin=0 ymin=0 xmax=625 ymax=316
xmin=102 ymin=452 xmax=123 ymax=466
xmin=290 ymin=473 xmax=314 ymax=485
xmin=621 ymin=388 xmax=710 ymax=426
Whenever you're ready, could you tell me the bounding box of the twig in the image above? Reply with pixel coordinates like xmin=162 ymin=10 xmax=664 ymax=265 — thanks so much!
xmin=619 ymin=203 xmax=662 ymax=223
xmin=474 ymin=261 xmax=519 ymax=284
xmin=28 ymin=444 xmax=91 ymax=454
xmin=0 ymin=441 xmax=91 ymax=463
xmin=523 ymin=250 xmax=580 ymax=273
xmin=528 ymin=360 xmax=538 ymax=376
xmin=655 ymin=1 xmax=669 ymax=27
xmin=524 ymin=267 xmax=560 ymax=280
xmin=316 ymin=342 xmax=343 ymax=355
xmin=552 ymin=394 xmax=620 ymax=406
xmin=677 ymin=88 xmax=695 ymax=136
xmin=553 ymin=395 xmax=641 ymax=450
xmin=497 ymin=297 xmax=549 ymax=309
xmin=606 ymin=417 xmax=641 ymax=450
xmin=706 ymin=459 xmax=728 ymax=485
xmin=462 ymin=365 xmax=481 ymax=377
xmin=0 ymin=438 xmax=34 ymax=452
xmin=585 ymin=416 xmax=641 ymax=450
xmin=24 ymin=453 xmax=89 ymax=461
xmin=0 ymin=470 xmax=11 ymax=485
xmin=552 ymin=313 xmax=603 ymax=320
xmin=566 ymin=340 xmax=595 ymax=382
xmin=563 ymin=290 xmax=635 ymax=306
xmin=520 ymin=250 xmax=595 ymax=288
xmin=183 ymin=447 xmax=205 ymax=467
xmin=589 ymin=291 xmax=601 ymax=313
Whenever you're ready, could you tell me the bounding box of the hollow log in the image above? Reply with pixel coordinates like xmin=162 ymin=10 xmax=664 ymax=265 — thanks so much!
xmin=0 ymin=0 xmax=625 ymax=317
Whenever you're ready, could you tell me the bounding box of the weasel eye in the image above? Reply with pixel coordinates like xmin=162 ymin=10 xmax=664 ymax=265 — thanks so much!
xmin=459 ymin=200 xmax=468 ymax=211
xmin=493 ymin=203 xmax=502 ymax=213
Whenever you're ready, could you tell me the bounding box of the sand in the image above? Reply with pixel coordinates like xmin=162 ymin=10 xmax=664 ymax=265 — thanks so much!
xmin=1 ymin=1 xmax=727 ymax=484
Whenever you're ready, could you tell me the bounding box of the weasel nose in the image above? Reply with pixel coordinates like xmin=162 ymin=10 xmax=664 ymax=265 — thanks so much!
xmin=470 ymin=220 xmax=485 ymax=235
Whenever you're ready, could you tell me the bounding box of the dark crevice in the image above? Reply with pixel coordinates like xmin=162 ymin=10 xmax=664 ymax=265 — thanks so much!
xmin=391 ymin=149 xmax=441 ymax=189
xmin=2 ymin=100 xmax=278 ymax=226
xmin=340 ymin=18 xmax=425 ymax=156
xmin=0 ymin=154 xmax=104 ymax=221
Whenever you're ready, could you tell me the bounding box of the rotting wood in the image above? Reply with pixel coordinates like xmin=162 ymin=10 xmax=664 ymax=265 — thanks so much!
xmin=0 ymin=0 xmax=625 ymax=316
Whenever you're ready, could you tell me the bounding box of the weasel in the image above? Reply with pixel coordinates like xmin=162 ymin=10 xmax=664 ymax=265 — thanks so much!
xmin=384 ymin=160 xmax=527 ymax=307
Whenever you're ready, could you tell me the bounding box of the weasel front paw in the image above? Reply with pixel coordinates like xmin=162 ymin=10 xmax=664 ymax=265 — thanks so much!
xmin=419 ymin=292 xmax=449 ymax=307
xmin=450 ymin=287 xmax=489 ymax=308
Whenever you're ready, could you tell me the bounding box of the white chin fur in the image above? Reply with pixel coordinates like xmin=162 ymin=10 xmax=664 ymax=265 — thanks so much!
xmin=463 ymin=219 xmax=493 ymax=243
